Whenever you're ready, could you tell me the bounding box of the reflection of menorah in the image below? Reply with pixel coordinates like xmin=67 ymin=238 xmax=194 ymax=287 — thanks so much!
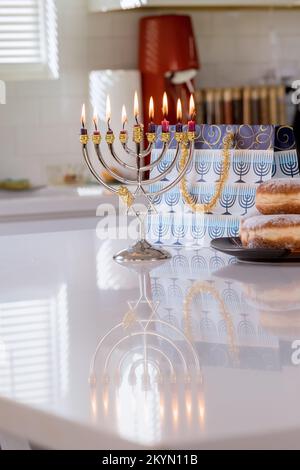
xmin=79 ymin=98 xmax=196 ymax=262
xmin=88 ymin=266 xmax=204 ymax=445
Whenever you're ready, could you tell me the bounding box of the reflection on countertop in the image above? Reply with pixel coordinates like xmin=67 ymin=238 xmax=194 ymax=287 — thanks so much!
xmin=0 ymin=228 xmax=300 ymax=448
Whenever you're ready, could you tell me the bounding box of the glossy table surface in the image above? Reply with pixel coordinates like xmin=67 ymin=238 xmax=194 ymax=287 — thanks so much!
xmin=0 ymin=222 xmax=300 ymax=449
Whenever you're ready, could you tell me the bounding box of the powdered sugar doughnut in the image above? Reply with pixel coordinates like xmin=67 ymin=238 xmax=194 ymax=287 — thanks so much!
xmin=240 ymin=214 xmax=300 ymax=250
xmin=256 ymin=178 xmax=300 ymax=214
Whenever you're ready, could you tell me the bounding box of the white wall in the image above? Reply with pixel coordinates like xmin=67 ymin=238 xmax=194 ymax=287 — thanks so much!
xmin=1 ymin=0 xmax=300 ymax=184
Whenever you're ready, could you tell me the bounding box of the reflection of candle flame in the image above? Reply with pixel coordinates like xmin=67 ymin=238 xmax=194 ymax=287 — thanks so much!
xmin=91 ymin=387 xmax=97 ymax=418
xmin=160 ymin=395 xmax=165 ymax=421
xmin=81 ymin=103 xmax=86 ymax=128
xmin=103 ymin=386 xmax=109 ymax=416
xmin=121 ymin=104 xmax=127 ymax=129
xmin=149 ymin=96 xmax=154 ymax=121
xmin=162 ymin=92 xmax=168 ymax=118
xmin=106 ymin=95 xmax=111 ymax=126
xmin=93 ymin=107 xmax=98 ymax=131
xmin=116 ymin=393 xmax=121 ymax=419
xmin=198 ymin=393 xmax=205 ymax=428
xmin=134 ymin=91 xmax=139 ymax=121
xmin=172 ymin=394 xmax=179 ymax=428
xmin=189 ymin=94 xmax=195 ymax=119
xmin=185 ymin=388 xmax=192 ymax=422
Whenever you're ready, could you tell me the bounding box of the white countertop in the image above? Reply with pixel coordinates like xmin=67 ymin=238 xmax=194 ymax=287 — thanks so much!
xmin=0 ymin=221 xmax=300 ymax=449
xmin=0 ymin=186 xmax=116 ymax=222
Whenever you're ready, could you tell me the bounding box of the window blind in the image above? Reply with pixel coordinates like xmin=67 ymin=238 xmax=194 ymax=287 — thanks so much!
xmin=0 ymin=0 xmax=46 ymax=64
xmin=0 ymin=0 xmax=58 ymax=79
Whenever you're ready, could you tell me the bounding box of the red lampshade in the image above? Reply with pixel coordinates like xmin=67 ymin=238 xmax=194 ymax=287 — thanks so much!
xmin=139 ymin=14 xmax=200 ymax=127
xmin=139 ymin=14 xmax=199 ymax=74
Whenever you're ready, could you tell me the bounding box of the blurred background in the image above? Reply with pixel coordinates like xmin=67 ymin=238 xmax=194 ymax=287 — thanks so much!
xmin=0 ymin=0 xmax=299 ymax=197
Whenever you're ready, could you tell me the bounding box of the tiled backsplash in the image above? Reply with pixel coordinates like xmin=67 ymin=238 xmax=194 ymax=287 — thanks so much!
xmin=1 ymin=0 xmax=300 ymax=184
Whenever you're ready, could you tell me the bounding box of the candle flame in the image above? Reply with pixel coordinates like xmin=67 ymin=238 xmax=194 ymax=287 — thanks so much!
xmin=134 ymin=91 xmax=139 ymax=120
xmin=121 ymin=104 xmax=127 ymax=127
xmin=93 ymin=107 xmax=98 ymax=130
xmin=176 ymin=98 xmax=182 ymax=121
xmin=149 ymin=96 xmax=154 ymax=121
xmin=81 ymin=103 xmax=86 ymax=128
xmin=189 ymin=94 xmax=196 ymax=118
xmin=106 ymin=95 xmax=111 ymax=124
xmin=162 ymin=92 xmax=168 ymax=118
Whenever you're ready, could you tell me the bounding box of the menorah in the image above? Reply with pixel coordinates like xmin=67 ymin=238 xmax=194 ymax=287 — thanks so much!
xmin=79 ymin=94 xmax=196 ymax=262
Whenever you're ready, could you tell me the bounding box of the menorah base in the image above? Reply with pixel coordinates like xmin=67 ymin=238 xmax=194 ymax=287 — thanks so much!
xmin=113 ymin=240 xmax=171 ymax=263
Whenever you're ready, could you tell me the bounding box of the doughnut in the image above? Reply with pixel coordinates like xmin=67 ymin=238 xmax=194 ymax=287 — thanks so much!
xmin=256 ymin=178 xmax=300 ymax=215
xmin=240 ymin=214 xmax=300 ymax=250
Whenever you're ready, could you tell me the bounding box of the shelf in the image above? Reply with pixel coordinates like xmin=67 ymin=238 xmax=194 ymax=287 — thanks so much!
xmin=89 ymin=0 xmax=298 ymax=13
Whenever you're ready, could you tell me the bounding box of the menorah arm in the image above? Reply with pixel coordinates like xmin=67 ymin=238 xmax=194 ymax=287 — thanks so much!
xmin=82 ymin=145 xmax=118 ymax=194
xmin=109 ymin=141 xmax=168 ymax=173
xmin=122 ymin=142 xmax=139 ymax=158
xmin=138 ymin=142 xmax=168 ymax=172
xmin=108 ymin=143 xmax=137 ymax=171
xmin=147 ymin=141 xmax=195 ymax=196
xmin=140 ymin=142 xmax=153 ymax=158
xmin=94 ymin=144 xmax=138 ymax=186
xmin=142 ymin=143 xmax=181 ymax=186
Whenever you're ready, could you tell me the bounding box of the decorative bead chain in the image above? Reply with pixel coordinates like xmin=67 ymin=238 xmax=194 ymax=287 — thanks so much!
xmin=179 ymin=132 xmax=234 ymax=213
xmin=183 ymin=281 xmax=239 ymax=363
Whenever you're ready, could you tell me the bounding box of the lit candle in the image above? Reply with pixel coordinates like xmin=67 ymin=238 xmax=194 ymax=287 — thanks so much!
xmin=81 ymin=104 xmax=87 ymax=135
xmin=176 ymin=98 xmax=183 ymax=133
xmin=188 ymin=94 xmax=196 ymax=132
xmin=106 ymin=95 xmax=112 ymax=131
xmin=134 ymin=91 xmax=140 ymax=126
xmin=119 ymin=104 xmax=128 ymax=143
xmin=148 ymin=96 xmax=155 ymax=133
xmin=161 ymin=92 xmax=169 ymax=133
xmin=93 ymin=107 xmax=99 ymax=135
xmin=121 ymin=104 xmax=127 ymax=130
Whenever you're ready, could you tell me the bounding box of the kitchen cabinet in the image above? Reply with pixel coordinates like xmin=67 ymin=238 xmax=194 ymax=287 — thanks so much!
xmin=89 ymin=0 xmax=298 ymax=12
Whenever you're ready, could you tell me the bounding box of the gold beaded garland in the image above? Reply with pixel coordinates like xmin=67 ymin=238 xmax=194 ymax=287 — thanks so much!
xmin=179 ymin=132 xmax=234 ymax=213
xmin=183 ymin=281 xmax=238 ymax=362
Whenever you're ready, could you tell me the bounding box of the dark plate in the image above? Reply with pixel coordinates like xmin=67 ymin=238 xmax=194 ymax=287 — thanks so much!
xmin=210 ymin=237 xmax=300 ymax=263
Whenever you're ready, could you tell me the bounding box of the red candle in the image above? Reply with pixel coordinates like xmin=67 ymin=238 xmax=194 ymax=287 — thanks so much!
xmin=161 ymin=92 xmax=169 ymax=133
xmin=188 ymin=94 xmax=196 ymax=132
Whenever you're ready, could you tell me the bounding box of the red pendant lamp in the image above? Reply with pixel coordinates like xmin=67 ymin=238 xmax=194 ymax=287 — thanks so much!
xmin=139 ymin=14 xmax=200 ymax=130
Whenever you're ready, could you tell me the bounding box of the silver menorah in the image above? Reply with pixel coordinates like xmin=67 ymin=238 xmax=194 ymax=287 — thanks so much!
xmin=80 ymin=107 xmax=195 ymax=262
